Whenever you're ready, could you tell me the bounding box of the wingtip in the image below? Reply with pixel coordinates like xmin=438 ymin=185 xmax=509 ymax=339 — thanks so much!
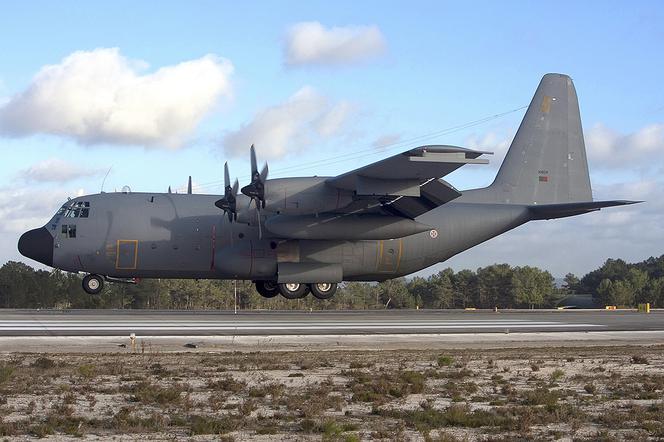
xmin=608 ymin=200 xmax=644 ymax=205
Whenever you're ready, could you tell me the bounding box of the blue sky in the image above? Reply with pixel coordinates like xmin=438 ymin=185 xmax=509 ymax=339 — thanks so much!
xmin=1 ymin=1 xmax=663 ymax=277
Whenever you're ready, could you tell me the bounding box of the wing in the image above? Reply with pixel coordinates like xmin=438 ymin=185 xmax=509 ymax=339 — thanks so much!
xmin=326 ymin=145 xmax=491 ymax=218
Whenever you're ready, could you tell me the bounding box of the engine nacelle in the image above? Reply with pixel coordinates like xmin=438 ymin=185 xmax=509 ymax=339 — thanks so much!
xmin=263 ymin=177 xmax=353 ymax=216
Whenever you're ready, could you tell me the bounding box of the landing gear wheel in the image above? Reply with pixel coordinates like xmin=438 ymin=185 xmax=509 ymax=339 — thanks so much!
xmin=310 ymin=283 xmax=337 ymax=300
xmin=278 ymin=283 xmax=309 ymax=299
xmin=82 ymin=274 xmax=104 ymax=295
xmin=256 ymin=281 xmax=279 ymax=298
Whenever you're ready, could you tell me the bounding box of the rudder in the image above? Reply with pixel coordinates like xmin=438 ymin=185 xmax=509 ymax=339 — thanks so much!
xmin=489 ymin=73 xmax=592 ymax=204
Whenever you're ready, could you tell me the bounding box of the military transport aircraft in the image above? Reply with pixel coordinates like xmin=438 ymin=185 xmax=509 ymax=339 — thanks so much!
xmin=18 ymin=74 xmax=639 ymax=299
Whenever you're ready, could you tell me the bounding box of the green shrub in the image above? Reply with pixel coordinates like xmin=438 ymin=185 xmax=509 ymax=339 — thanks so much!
xmin=78 ymin=364 xmax=96 ymax=379
xmin=0 ymin=364 xmax=14 ymax=384
xmin=31 ymin=357 xmax=56 ymax=370
xmin=438 ymin=355 xmax=454 ymax=367
xmin=550 ymin=368 xmax=565 ymax=382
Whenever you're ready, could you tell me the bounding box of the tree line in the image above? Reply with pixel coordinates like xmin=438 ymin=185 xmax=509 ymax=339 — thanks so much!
xmin=1 ymin=255 xmax=663 ymax=310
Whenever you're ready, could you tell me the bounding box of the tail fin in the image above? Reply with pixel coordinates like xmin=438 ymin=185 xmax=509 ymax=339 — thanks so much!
xmin=490 ymin=73 xmax=592 ymax=204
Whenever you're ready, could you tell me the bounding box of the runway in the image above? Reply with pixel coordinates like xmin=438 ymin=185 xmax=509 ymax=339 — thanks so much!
xmin=0 ymin=309 xmax=662 ymax=336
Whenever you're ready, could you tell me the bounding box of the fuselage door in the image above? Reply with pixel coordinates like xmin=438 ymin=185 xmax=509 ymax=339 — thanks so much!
xmin=376 ymin=239 xmax=402 ymax=273
xmin=116 ymin=240 xmax=138 ymax=269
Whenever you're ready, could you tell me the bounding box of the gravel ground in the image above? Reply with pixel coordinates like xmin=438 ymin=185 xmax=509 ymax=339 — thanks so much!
xmin=1 ymin=344 xmax=663 ymax=441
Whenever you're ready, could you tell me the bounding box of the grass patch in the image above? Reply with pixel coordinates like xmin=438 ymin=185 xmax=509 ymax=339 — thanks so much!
xmin=126 ymin=381 xmax=185 ymax=406
xmin=438 ymin=355 xmax=454 ymax=367
xmin=31 ymin=356 xmax=56 ymax=370
xmin=207 ymin=376 xmax=246 ymax=393
xmin=189 ymin=414 xmax=236 ymax=435
xmin=347 ymin=369 xmax=425 ymax=403
xmin=0 ymin=364 xmax=14 ymax=384
xmin=248 ymin=382 xmax=284 ymax=399
xmin=584 ymin=383 xmax=597 ymax=395
xmin=520 ymin=387 xmax=559 ymax=407
xmin=378 ymin=403 xmax=513 ymax=432
xmin=550 ymin=368 xmax=565 ymax=382
xmin=78 ymin=364 xmax=96 ymax=379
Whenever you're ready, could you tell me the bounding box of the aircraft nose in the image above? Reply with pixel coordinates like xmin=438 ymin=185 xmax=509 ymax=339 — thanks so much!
xmin=18 ymin=227 xmax=53 ymax=266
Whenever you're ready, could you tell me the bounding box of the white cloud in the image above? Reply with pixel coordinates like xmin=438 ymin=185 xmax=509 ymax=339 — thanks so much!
xmin=372 ymin=133 xmax=402 ymax=149
xmin=585 ymin=123 xmax=664 ymax=169
xmin=0 ymin=186 xmax=70 ymax=234
xmin=464 ymin=130 xmax=514 ymax=169
xmin=285 ymin=21 xmax=386 ymax=66
xmin=0 ymin=48 xmax=234 ymax=148
xmin=20 ymin=158 xmax=104 ymax=183
xmin=222 ymin=86 xmax=354 ymax=160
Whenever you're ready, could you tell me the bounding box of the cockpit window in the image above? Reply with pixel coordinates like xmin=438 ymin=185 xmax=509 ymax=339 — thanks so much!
xmin=63 ymin=201 xmax=90 ymax=218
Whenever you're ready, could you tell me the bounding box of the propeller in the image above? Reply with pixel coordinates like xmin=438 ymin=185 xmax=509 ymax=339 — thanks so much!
xmin=241 ymin=144 xmax=269 ymax=209
xmin=214 ymin=162 xmax=239 ymax=222
xmin=240 ymin=144 xmax=269 ymax=238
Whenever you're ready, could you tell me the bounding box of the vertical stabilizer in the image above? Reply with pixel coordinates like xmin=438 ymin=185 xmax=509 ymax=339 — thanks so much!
xmin=489 ymin=73 xmax=592 ymax=204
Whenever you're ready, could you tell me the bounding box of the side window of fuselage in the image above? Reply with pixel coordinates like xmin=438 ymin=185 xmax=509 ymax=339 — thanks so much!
xmin=61 ymin=224 xmax=76 ymax=238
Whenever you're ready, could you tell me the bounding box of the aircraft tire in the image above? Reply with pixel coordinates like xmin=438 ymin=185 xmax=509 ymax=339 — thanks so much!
xmin=278 ymin=282 xmax=309 ymax=299
xmin=256 ymin=281 xmax=279 ymax=298
xmin=82 ymin=274 xmax=104 ymax=295
xmin=310 ymin=283 xmax=337 ymax=300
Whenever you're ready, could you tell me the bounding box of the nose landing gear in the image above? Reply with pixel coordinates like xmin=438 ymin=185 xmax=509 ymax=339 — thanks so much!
xmin=82 ymin=274 xmax=104 ymax=295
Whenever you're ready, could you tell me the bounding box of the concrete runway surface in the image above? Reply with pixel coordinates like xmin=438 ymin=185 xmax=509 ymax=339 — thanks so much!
xmin=0 ymin=309 xmax=662 ymax=337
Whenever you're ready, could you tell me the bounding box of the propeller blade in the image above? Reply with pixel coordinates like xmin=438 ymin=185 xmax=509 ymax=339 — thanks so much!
xmin=241 ymin=144 xmax=268 ymax=218
xmin=260 ymin=163 xmax=269 ymax=182
xmin=250 ymin=144 xmax=258 ymax=176
xmin=216 ymin=163 xmax=239 ymax=222
xmin=224 ymin=162 xmax=230 ymax=189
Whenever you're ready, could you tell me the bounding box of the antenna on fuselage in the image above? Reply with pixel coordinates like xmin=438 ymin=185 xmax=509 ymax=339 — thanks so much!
xmin=168 ymin=186 xmax=172 ymax=194
xmin=187 ymin=176 xmax=193 ymax=194
xmin=100 ymin=166 xmax=112 ymax=193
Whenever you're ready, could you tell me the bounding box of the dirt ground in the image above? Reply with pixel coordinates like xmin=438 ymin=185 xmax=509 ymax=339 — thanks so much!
xmin=1 ymin=344 xmax=663 ymax=441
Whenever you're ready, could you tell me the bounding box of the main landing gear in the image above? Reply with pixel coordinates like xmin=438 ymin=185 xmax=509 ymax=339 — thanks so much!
xmin=255 ymin=281 xmax=279 ymax=298
xmin=254 ymin=281 xmax=338 ymax=300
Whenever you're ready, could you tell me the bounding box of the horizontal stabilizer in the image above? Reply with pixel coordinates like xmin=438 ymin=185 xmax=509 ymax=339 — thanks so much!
xmin=529 ymin=200 xmax=642 ymax=220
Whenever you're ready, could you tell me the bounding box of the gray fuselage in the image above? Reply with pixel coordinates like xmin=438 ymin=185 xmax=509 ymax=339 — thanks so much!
xmin=42 ymin=180 xmax=529 ymax=282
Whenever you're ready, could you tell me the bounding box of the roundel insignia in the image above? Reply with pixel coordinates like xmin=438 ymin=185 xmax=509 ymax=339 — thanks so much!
xmin=429 ymin=229 xmax=438 ymax=239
